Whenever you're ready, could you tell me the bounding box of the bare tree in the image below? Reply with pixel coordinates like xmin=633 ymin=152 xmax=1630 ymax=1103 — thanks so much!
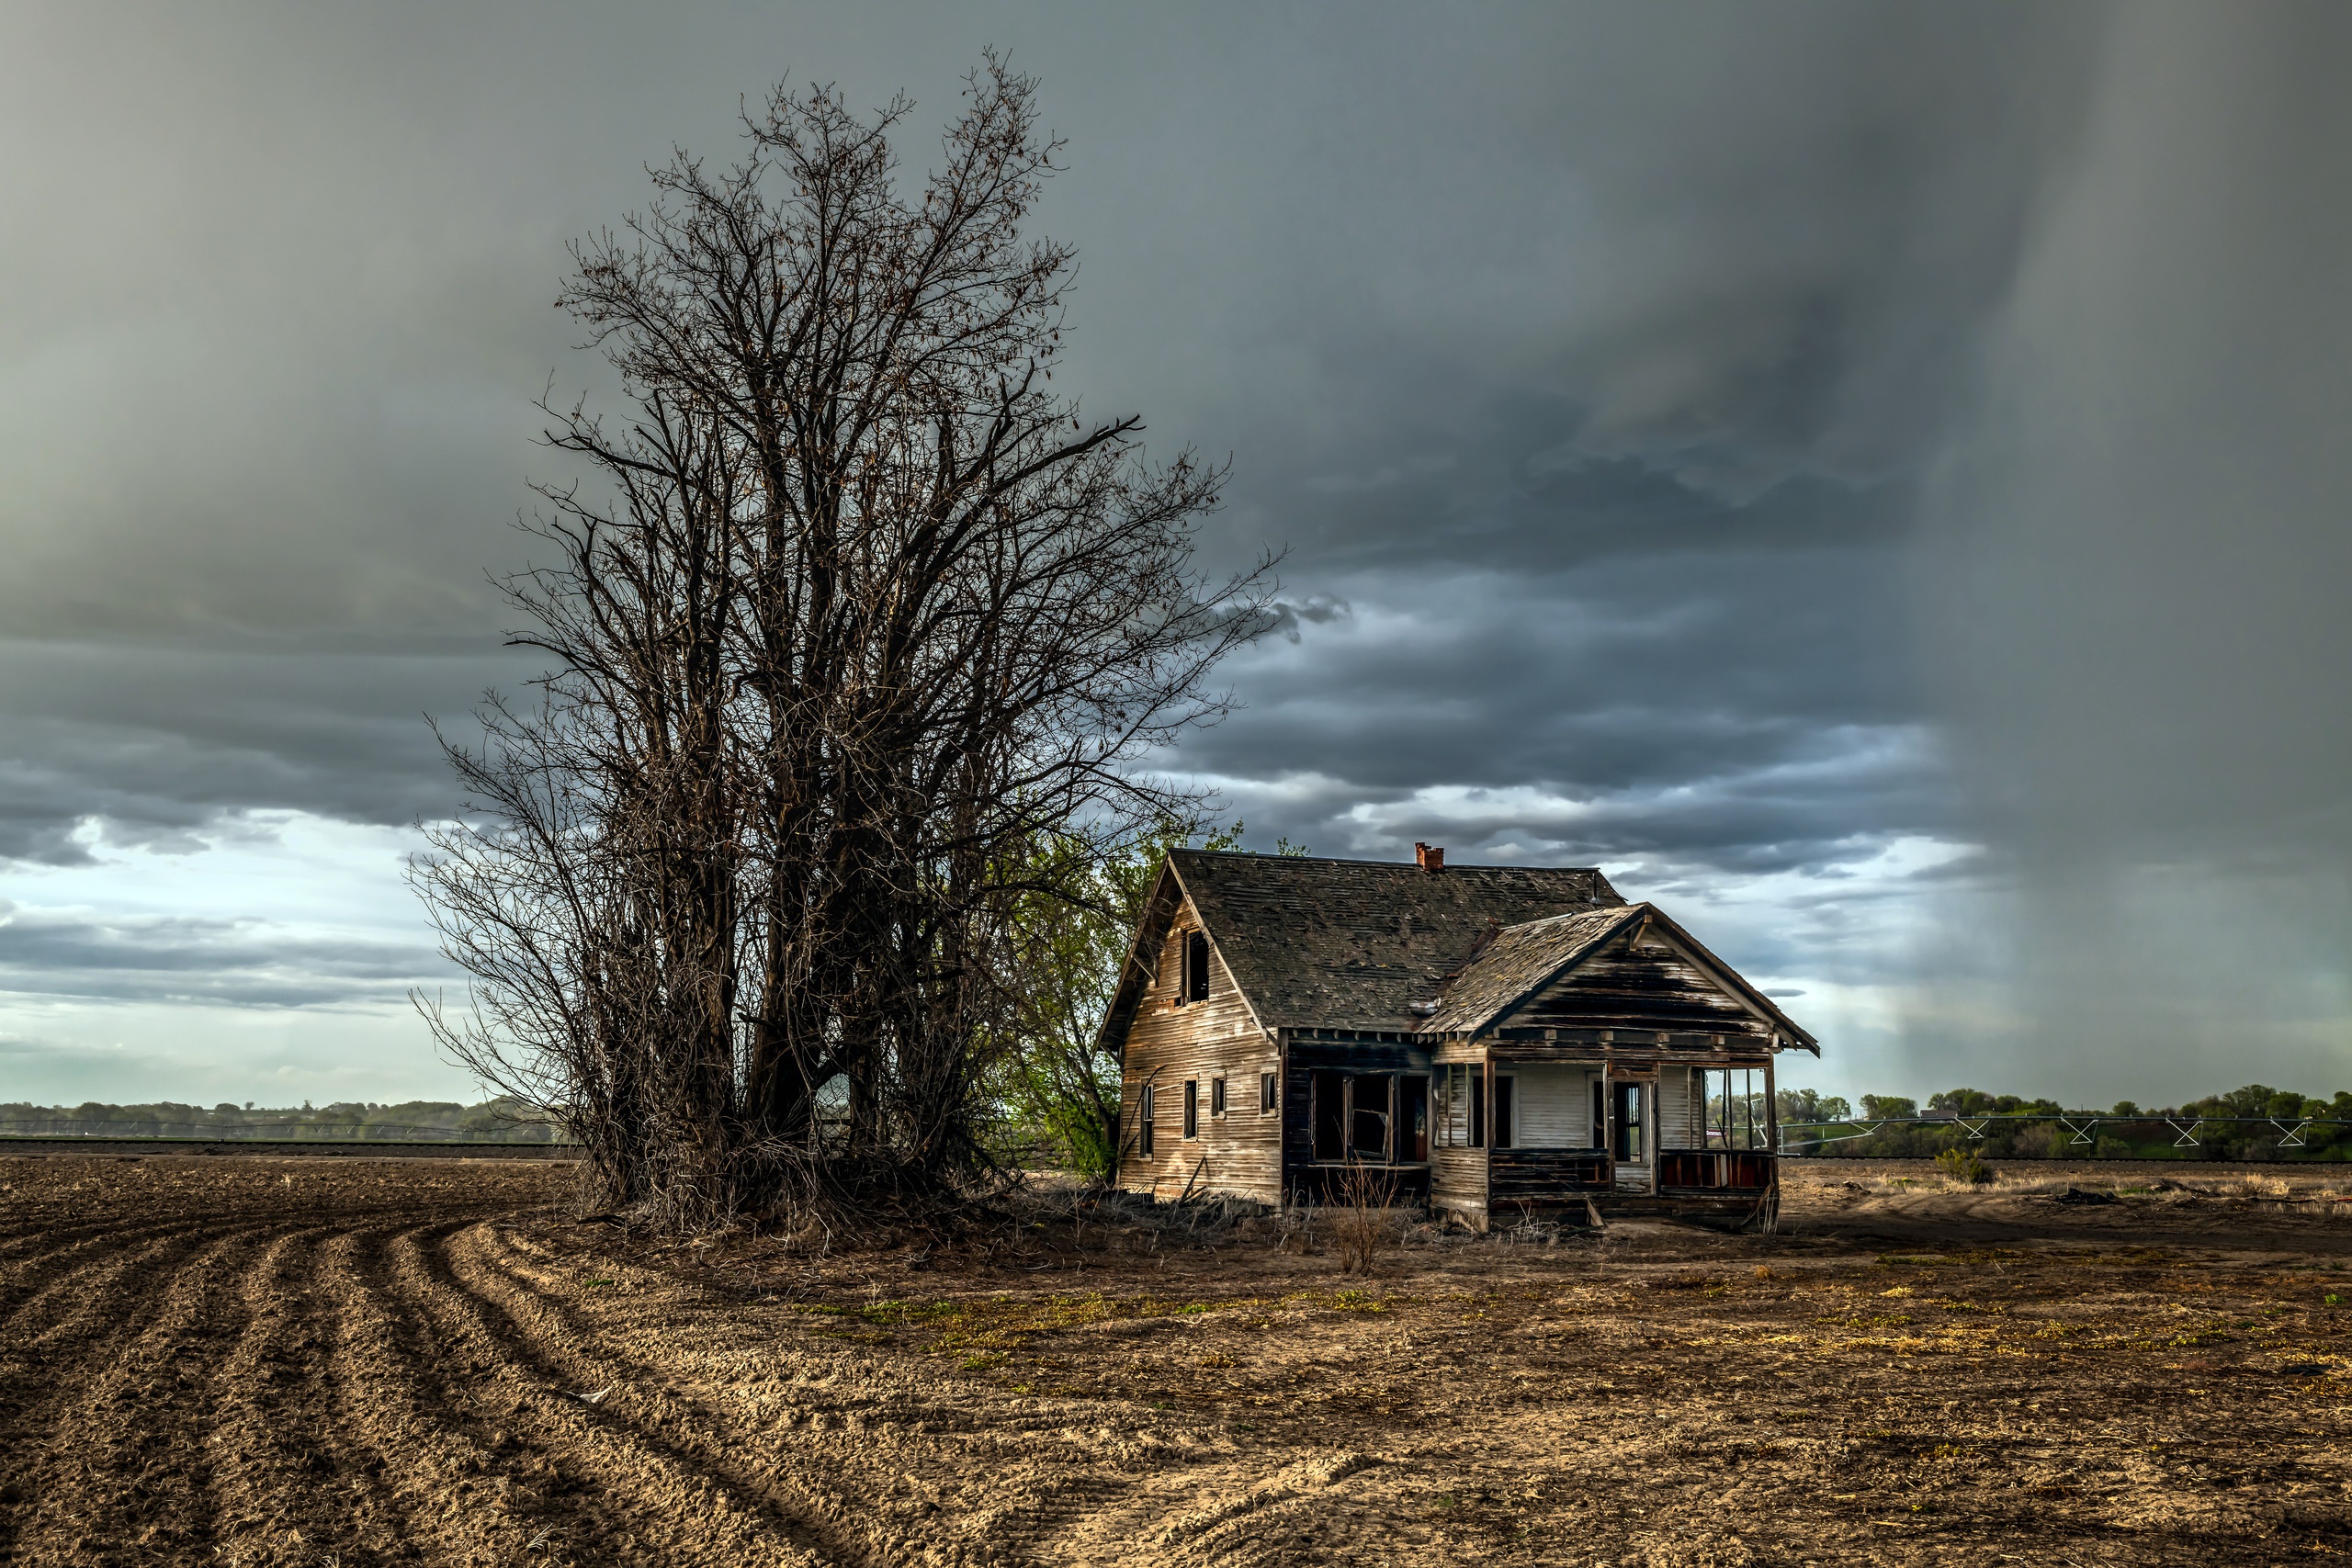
xmin=412 ymin=58 xmax=1276 ymax=1229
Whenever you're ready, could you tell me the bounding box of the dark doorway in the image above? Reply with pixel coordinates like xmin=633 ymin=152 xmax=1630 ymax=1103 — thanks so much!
xmin=1350 ymin=1075 xmax=1392 ymax=1160
xmin=1397 ymin=1076 xmax=1430 ymax=1161
xmin=1312 ymin=1071 xmax=1346 ymax=1161
xmin=1611 ymin=1080 xmax=1645 ymax=1161
xmin=1491 ymin=1077 xmax=1514 ymax=1150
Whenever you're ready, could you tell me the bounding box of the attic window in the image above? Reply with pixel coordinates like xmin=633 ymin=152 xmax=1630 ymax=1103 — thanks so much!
xmin=1182 ymin=930 xmax=1211 ymax=1004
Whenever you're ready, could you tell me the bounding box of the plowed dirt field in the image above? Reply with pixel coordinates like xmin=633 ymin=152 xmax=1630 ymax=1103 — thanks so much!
xmin=2 ymin=1156 xmax=2348 ymax=1567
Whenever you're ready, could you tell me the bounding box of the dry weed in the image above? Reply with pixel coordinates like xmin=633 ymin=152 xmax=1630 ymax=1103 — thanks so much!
xmin=1327 ymin=1156 xmax=1401 ymax=1275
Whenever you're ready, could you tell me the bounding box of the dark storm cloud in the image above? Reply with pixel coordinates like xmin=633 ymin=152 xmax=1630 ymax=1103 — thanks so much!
xmin=0 ymin=641 xmax=518 ymax=863
xmin=1173 ymin=539 xmax=1934 ymax=874
xmin=0 ymin=2 xmax=2084 ymax=878
xmin=13 ymin=1 xmax=2347 ymax=1103
xmin=0 ymin=899 xmax=437 ymax=1008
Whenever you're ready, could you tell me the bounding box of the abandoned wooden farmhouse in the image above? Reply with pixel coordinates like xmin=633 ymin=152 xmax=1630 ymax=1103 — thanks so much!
xmin=1103 ymin=847 xmax=1816 ymax=1226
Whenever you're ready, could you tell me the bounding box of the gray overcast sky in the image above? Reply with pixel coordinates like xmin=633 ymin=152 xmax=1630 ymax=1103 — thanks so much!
xmin=4 ymin=2 xmax=2348 ymax=1108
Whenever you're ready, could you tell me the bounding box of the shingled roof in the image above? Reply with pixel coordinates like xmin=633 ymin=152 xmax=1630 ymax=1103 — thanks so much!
xmin=1157 ymin=851 xmax=1624 ymax=1032
xmin=1417 ymin=904 xmax=1643 ymax=1034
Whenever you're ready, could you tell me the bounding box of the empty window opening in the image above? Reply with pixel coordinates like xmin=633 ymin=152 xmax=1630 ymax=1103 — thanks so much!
xmin=1182 ymin=931 xmax=1211 ymax=1004
xmin=1210 ymin=1077 xmax=1227 ymax=1119
xmin=1259 ymin=1071 xmax=1278 ymax=1113
xmin=1138 ymin=1084 xmax=1156 ymax=1156
xmin=1311 ymin=1070 xmax=1347 ymax=1161
xmin=1350 ymin=1074 xmax=1393 ymax=1161
xmin=1702 ymin=1066 xmax=1768 ymax=1150
xmin=1491 ymin=1076 xmax=1515 ymax=1150
xmin=1398 ymin=1074 xmax=1430 ymax=1161
xmin=1182 ymin=1079 xmax=1199 ymax=1139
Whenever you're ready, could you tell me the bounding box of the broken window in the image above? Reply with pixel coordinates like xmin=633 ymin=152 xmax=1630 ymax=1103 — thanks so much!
xmin=1138 ymin=1084 xmax=1155 ymax=1156
xmin=1183 ymin=1079 xmax=1199 ymax=1139
xmin=1312 ymin=1070 xmax=1346 ymax=1161
xmin=1350 ymin=1074 xmax=1392 ymax=1160
xmin=1397 ymin=1075 xmax=1430 ymax=1161
xmin=1210 ymin=1077 xmax=1227 ymax=1119
xmin=1611 ymin=1080 xmax=1645 ymax=1161
xmin=1702 ymin=1066 xmax=1768 ymax=1150
xmin=1182 ymin=931 xmax=1211 ymax=1004
xmin=1259 ymin=1071 xmax=1277 ymax=1113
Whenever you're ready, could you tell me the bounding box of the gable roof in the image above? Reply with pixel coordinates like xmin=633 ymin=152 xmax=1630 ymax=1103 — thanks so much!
xmin=1419 ymin=905 xmax=1643 ymax=1034
xmin=1100 ymin=851 xmax=1624 ymax=1043
xmin=1420 ymin=901 xmax=1820 ymax=1051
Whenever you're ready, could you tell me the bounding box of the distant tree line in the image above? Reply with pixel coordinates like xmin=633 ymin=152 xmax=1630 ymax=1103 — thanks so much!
xmin=0 ymin=1099 xmax=564 ymax=1143
xmin=1775 ymin=1083 xmax=2352 ymax=1160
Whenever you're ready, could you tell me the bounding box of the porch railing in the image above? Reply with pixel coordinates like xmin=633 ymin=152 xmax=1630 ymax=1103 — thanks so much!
xmin=1488 ymin=1147 xmax=1611 ymax=1198
xmin=1657 ymin=1149 xmax=1774 ymax=1192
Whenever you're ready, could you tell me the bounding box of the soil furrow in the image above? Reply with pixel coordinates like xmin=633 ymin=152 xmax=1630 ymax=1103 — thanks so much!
xmin=4 ymin=1156 xmax=2346 ymax=1567
xmin=395 ymin=1222 xmax=853 ymax=1567
xmin=0 ymin=1226 xmax=262 ymax=1565
xmin=327 ymin=1216 xmax=629 ymax=1566
xmin=199 ymin=1221 xmax=419 ymax=1567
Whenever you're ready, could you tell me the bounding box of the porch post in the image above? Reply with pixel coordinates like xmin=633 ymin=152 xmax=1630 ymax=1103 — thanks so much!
xmin=1482 ymin=1041 xmax=1495 ymax=1155
xmin=1600 ymin=1046 xmax=1612 ymax=1163
xmin=1765 ymin=1049 xmax=1778 ymax=1154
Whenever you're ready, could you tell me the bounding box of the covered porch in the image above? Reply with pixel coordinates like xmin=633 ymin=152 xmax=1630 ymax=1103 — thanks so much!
xmin=1428 ymin=1053 xmax=1781 ymax=1226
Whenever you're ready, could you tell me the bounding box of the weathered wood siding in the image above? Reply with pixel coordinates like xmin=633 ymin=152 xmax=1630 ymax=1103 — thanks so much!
xmin=1515 ymin=928 xmax=1777 ymax=1041
xmin=1114 ymin=895 xmax=1283 ymax=1202
xmin=1490 ymin=1148 xmax=1611 ymax=1199
xmin=1429 ymin=1145 xmax=1487 ymax=1217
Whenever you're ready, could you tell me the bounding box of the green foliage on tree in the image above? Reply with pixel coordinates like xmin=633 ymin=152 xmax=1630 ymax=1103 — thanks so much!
xmin=989 ymin=820 xmax=1252 ymax=1183
xmin=1780 ymin=1081 xmax=2352 ymax=1161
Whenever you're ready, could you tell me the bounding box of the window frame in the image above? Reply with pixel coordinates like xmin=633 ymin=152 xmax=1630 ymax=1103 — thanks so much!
xmin=1182 ymin=930 xmax=1211 ymax=1004
xmin=1182 ymin=1079 xmax=1200 ymax=1139
xmin=1138 ymin=1083 xmax=1156 ymax=1155
xmin=1433 ymin=1063 xmax=1486 ymax=1149
xmin=1210 ymin=1076 xmax=1227 ymax=1120
xmin=1259 ymin=1070 xmax=1278 ymax=1114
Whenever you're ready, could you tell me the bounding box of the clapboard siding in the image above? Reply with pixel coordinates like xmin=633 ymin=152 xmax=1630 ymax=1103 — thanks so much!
xmin=1115 ymin=893 xmax=1283 ymax=1202
xmin=1429 ymin=1145 xmax=1487 ymax=1214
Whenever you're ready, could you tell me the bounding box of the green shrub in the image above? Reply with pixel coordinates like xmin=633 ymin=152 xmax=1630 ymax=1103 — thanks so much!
xmin=1934 ymin=1146 xmax=1994 ymax=1185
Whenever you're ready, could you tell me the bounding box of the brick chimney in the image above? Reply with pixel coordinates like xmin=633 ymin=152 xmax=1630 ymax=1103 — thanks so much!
xmin=1414 ymin=841 xmax=1445 ymax=873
